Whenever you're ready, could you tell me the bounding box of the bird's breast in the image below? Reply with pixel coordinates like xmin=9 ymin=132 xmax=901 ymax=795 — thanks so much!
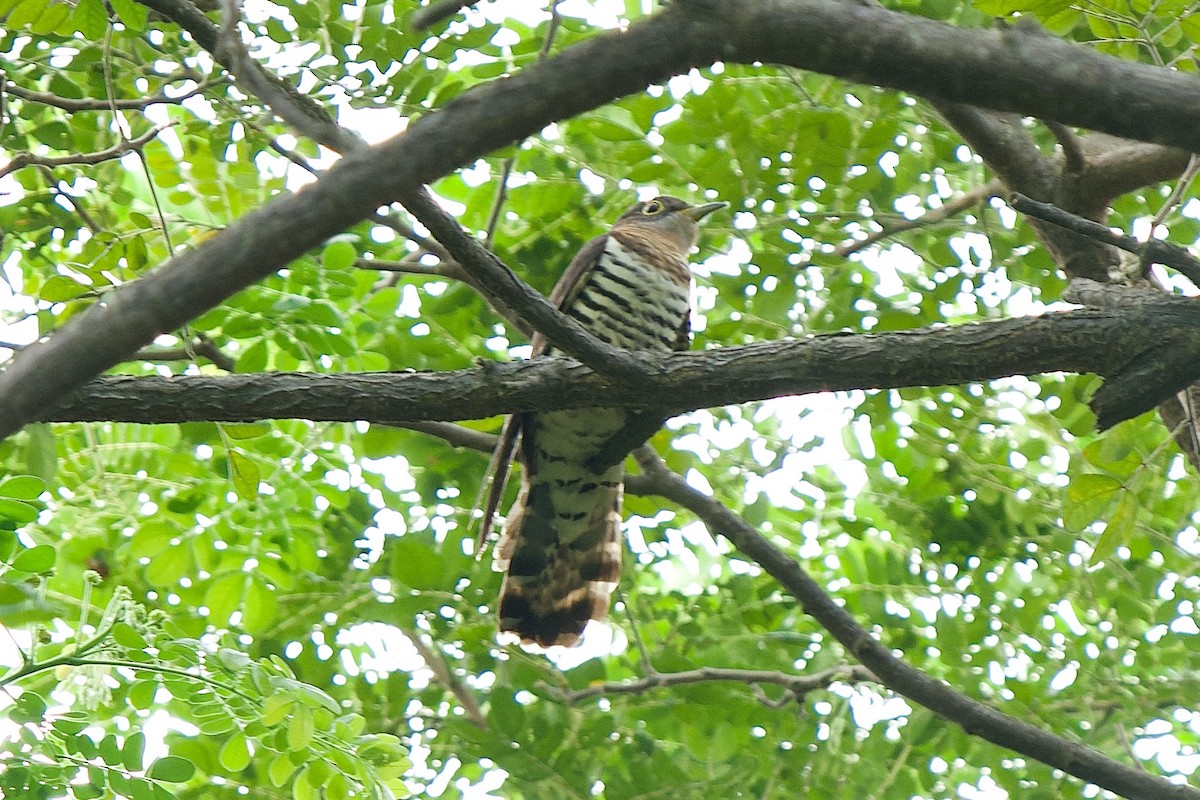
xmin=564 ymin=237 xmax=691 ymax=351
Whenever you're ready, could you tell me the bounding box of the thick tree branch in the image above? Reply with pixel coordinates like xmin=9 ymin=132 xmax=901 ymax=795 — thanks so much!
xmin=410 ymin=0 xmax=476 ymax=30
xmin=6 ymin=0 xmax=1200 ymax=439
xmin=630 ymin=448 xmax=1198 ymax=800
xmin=34 ymin=305 xmax=1200 ymax=432
xmin=1076 ymin=137 xmax=1191 ymax=205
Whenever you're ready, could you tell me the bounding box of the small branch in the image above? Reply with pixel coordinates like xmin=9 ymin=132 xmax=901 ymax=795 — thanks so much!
xmin=630 ymin=447 xmax=1198 ymax=800
xmin=1148 ymin=154 xmax=1200 ymax=233
xmin=831 ymin=178 xmax=1002 ymax=261
xmin=1061 ymin=277 xmax=1185 ymax=309
xmin=400 ymin=628 xmax=488 ymax=729
xmin=936 ymin=103 xmax=1055 ymax=197
xmin=546 ymin=664 xmax=875 ymax=705
xmin=134 ymin=337 xmax=236 ymax=371
xmin=398 ymin=187 xmax=656 ymax=384
xmin=410 ymin=0 xmax=476 ymax=30
xmin=0 ymin=124 xmax=172 ymax=180
xmin=481 ymin=3 xmax=563 ymax=248
xmin=1044 ymin=119 xmax=1085 ymax=174
xmin=388 ymin=420 xmax=498 ymax=452
xmin=45 ymin=177 xmax=102 ymax=233
xmin=354 ymin=257 xmax=455 ymax=278
xmin=1011 ymin=192 xmax=1200 ymax=287
xmin=4 ymin=76 xmax=212 ymax=112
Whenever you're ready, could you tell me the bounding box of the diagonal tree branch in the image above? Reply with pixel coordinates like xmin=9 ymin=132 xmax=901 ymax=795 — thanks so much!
xmin=398 ymin=187 xmax=656 ymax=383
xmin=1011 ymin=193 xmax=1200 ymax=288
xmin=6 ymin=0 xmax=1200 ymax=440
xmin=830 ymin=178 xmax=1003 ymax=261
xmin=629 ymin=447 xmax=1198 ymax=800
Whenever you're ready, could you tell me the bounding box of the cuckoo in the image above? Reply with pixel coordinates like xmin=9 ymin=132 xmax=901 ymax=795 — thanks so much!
xmin=480 ymin=196 xmax=725 ymax=647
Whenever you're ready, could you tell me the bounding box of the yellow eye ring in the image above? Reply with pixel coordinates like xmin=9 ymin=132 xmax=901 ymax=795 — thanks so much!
xmin=641 ymin=200 xmax=663 ymax=215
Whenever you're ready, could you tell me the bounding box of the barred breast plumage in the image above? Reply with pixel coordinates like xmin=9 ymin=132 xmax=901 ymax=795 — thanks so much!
xmin=484 ymin=196 xmax=724 ymax=647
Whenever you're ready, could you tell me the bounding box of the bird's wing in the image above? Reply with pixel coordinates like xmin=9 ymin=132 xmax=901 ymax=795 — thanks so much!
xmin=531 ymin=233 xmax=609 ymax=356
xmin=475 ymin=233 xmax=609 ymax=548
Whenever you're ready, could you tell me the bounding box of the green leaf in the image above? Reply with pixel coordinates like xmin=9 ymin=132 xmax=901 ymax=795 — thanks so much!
xmin=227 ymin=449 xmax=260 ymax=499
xmin=145 ymin=545 xmax=191 ymax=587
xmin=129 ymin=679 xmax=158 ymax=710
xmin=220 ymin=422 xmax=271 ymax=440
xmin=322 ymin=240 xmax=358 ymax=271
xmin=241 ymin=577 xmax=278 ymax=634
xmin=263 ymin=695 xmax=295 ymax=726
xmin=0 ymin=475 xmax=46 ymax=499
xmin=1092 ymin=489 xmax=1136 ymax=564
xmin=268 ymin=753 xmax=295 ymax=787
xmin=287 ymin=704 xmax=314 ymax=752
xmin=205 ymin=572 xmax=245 ymax=626
xmin=1062 ymin=473 xmax=1121 ymax=532
xmin=112 ymin=622 xmax=149 ymax=650
xmin=0 ymin=498 xmax=39 ymax=524
xmin=219 ymin=731 xmax=252 ymax=772
xmin=389 ymin=537 xmax=444 ymax=591
xmin=123 ymin=731 xmax=146 ymax=771
xmin=39 ymin=275 xmax=91 ymax=302
xmin=146 ymin=756 xmax=195 ymax=782
xmin=11 ymin=544 xmax=55 ymax=573
xmin=107 ymin=0 xmax=147 ymax=29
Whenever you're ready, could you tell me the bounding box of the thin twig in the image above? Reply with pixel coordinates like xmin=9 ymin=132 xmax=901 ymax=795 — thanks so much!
xmin=483 ymin=4 xmax=561 ymax=248
xmin=1011 ymin=192 xmax=1200 ymax=287
xmin=387 ymin=420 xmax=498 ymax=452
xmin=1148 ymin=153 xmax=1200 ymax=233
xmin=399 ymin=627 xmax=488 ymax=728
xmin=134 ymin=338 xmax=236 ymax=371
xmin=0 ymin=124 xmax=173 ymax=180
xmin=546 ymin=664 xmax=874 ymax=704
xmin=215 ymin=0 xmax=362 ymax=155
xmin=618 ymin=590 xmax=657 ymax=677
xmin=4 ymin=76 xmax=213 ymax=112
xmin=829 ymin=178 xmax=1002 ymax=261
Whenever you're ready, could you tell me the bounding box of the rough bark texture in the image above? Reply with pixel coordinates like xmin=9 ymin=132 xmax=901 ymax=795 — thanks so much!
xmin=42 ymin=302 xmax=1200 ymax=430
xmin=5 ymin=0 xmax=1200 ymax=439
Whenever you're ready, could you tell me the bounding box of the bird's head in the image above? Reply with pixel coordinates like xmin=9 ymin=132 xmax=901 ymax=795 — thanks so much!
xmin=612 ymin=196 xmax=725 ymax=254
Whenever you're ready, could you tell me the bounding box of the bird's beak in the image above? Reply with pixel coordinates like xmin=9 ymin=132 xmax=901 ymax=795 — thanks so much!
xmin=683 ymin=201 xmax=727 ymax=222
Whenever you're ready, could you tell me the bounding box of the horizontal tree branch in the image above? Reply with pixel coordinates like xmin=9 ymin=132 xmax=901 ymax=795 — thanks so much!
xmin=629 ymin=447 xmax=1199 ymax=800
xmin=35 ymin=304 xmax=1200 ymax=431
xmin=3 ymin=76 xmax=212 ymax=111
xmin=0 ymin=124 xmax=172 ymax=180
xmin=6 ymin=0 xmax=1200 ymax=439
xmin=545 ymin=664 xmax=875 ymax=705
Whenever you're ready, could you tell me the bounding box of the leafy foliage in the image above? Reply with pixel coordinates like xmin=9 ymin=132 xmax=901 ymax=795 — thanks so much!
xmin=1 ymin=0 xmax=1199 ymax=798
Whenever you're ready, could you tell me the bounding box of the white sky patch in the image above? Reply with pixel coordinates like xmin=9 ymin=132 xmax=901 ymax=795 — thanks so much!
xmin=337 ymin=622 xmax=428 ymax=677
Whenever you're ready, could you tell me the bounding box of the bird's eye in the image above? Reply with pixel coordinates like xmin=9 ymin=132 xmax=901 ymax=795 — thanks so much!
xmin=641 ymin=200 xmax=664 ymax=216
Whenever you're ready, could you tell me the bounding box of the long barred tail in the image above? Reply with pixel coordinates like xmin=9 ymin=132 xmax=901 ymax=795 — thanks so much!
xmin=494 ymin=417 xmax=625 ymax=647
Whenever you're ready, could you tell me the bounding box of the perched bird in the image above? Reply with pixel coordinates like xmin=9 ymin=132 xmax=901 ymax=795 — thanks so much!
xmin=480 ymin=196 xmax=725 ymax=647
